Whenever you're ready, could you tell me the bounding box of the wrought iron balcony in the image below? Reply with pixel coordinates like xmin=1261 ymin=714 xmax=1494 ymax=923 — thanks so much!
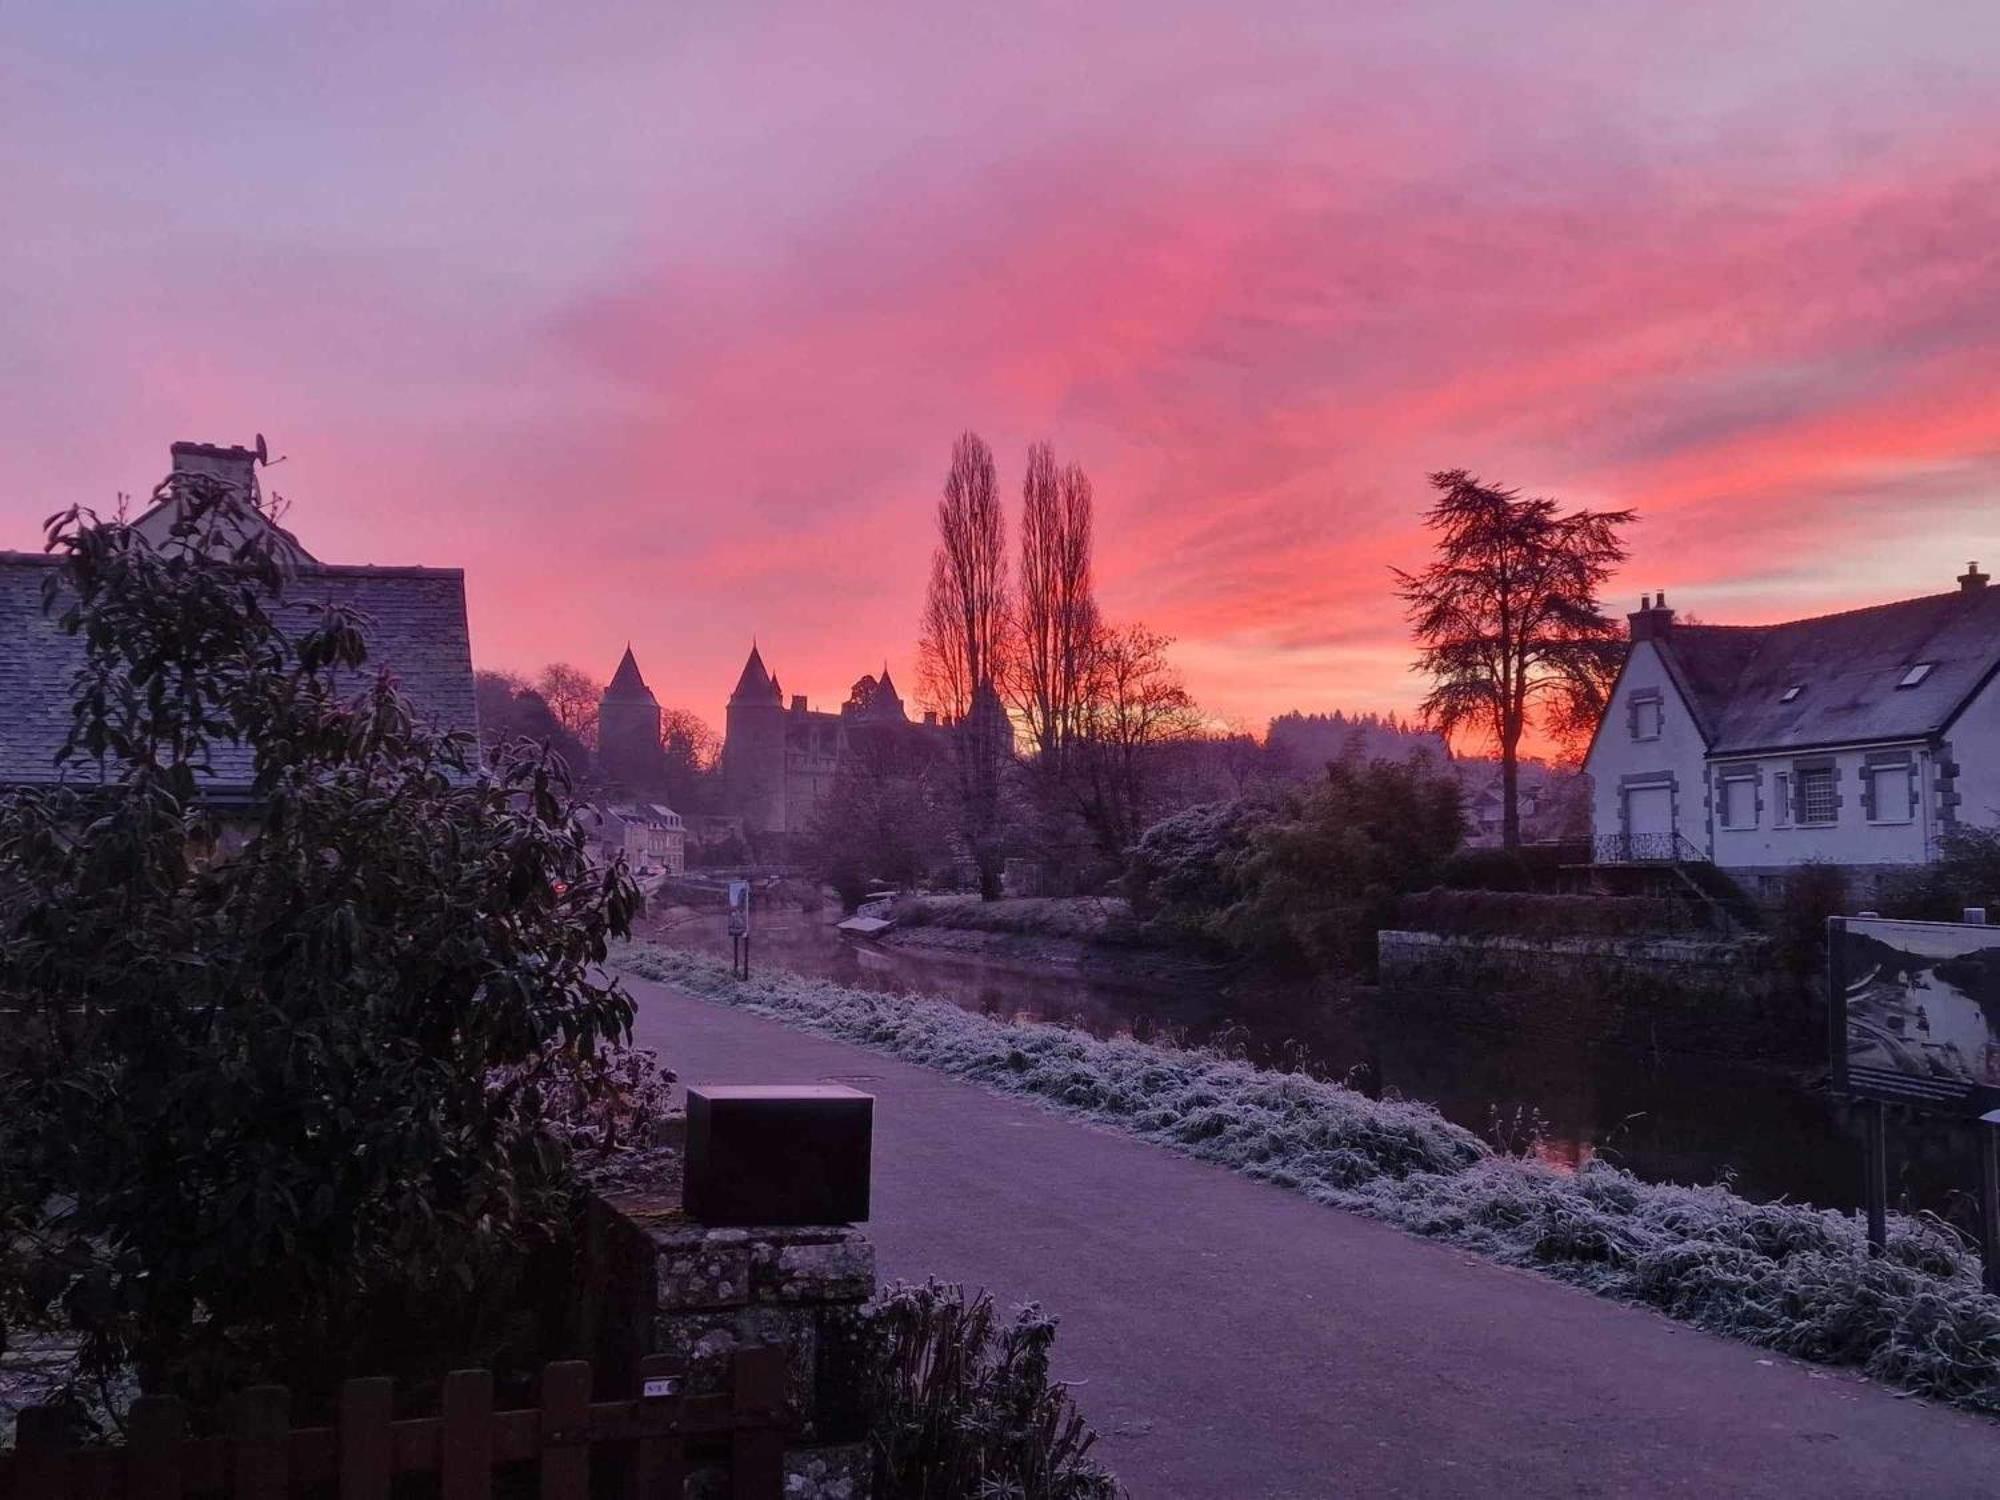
xmin=1593 ymin=831 xmax=1707 ymax=865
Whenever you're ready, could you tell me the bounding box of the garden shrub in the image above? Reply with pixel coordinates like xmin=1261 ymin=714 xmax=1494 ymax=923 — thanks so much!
xmin=1123 ymin=755 xmax=1464 ymax=973
xmin=867 ymin=1281 xmax=1119 ymax=1500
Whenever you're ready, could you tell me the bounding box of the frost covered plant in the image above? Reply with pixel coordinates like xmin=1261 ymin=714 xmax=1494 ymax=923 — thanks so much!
xmin=1484 ymin=1103 xmax=1551 ymax=1158
xmin=620 ymin=944 xmax=2000 ymax=1413
xmin=487 ymin=1043 xmax=676 ymax=1154
xmin=619 ymin=947 xmax=1487 ymax=1193
xmin=867 ymin=1281 xmax=1120 ymax=1500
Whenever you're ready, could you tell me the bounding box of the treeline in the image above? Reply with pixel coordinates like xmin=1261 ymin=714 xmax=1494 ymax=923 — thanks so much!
xmin=1265 ymin=710 xmax=1450 ymax=777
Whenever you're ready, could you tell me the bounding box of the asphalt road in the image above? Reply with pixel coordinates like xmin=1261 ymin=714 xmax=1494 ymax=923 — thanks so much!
xmin=624 ymin=971 xmax=2000 ymax=1499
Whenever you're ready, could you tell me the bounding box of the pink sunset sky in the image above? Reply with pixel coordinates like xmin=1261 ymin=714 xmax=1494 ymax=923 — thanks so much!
xmin=5 ymin=3 xmax=1998 ymax=741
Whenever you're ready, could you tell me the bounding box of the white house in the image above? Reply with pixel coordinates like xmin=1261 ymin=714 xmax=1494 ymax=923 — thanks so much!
xmin=581 ymin=801 xmax=687 ymax=877
xmin=1584 ymin=564 xmax=2000 ymax=897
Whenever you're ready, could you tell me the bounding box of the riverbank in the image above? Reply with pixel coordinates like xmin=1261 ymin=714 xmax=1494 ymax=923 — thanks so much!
xmin=618 ymin=942 xmax=2000 ymax=1415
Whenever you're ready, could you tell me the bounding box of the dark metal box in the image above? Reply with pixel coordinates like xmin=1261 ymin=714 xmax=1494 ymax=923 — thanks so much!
xmin=683 ymin=1084 xmax=874 ymax=1226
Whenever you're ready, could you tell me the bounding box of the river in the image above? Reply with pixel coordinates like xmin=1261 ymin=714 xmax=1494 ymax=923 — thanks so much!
xmin=641 ymin=904 xmax=1985 ymax=1222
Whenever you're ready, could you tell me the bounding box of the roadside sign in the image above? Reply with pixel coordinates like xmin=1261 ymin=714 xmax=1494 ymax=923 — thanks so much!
xmin=727 ymin=880 xmax=751 ymax=937
xmin=1831 ymin=915 xmax=2000 ymax=1116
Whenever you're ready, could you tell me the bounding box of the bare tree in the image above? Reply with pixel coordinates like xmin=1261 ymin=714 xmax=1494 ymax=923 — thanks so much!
xmin=1393 ymin=470 xmax=1631 ymax=848
xmin=1011 ymin=443 xmax=1098 ymax=772
xmin=1071 ymin=623 xmax=1203 ymax=857
xmin=659 ymin=707 xmax=721 ymax=811
xmin=535 ymin=663 xmax=603 ymax=748
xmin=918 ymin=433 xmax=1009 ymax=721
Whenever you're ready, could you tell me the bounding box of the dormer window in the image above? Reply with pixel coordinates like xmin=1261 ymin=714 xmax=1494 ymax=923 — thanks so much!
xmin=1896 ymin=663 xmax=1935 ymax=689
xmin=1779 ymin=684 xmax=1804 ymax=703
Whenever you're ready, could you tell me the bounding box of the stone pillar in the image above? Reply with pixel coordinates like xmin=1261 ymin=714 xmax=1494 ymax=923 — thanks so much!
xmin=580 ymin=1185 xmax=876 ymax=1499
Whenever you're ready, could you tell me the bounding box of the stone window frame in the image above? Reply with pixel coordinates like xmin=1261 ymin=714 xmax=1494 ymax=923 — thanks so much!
xmin=1861 ymin=749 xmax=1918 ymax=825
xmin=1627 ymin=688 xmax=1664 ymax=742
xmin=1712 ymin=764 xmax=1761 ymax=831
xmin=1792 ymin=756 xmax=1841 ymax=826
xmin=1936 ymin=740 xmax=1961 ymax=829
xmin=1617 ymin=770 xmax=1679 ymax=845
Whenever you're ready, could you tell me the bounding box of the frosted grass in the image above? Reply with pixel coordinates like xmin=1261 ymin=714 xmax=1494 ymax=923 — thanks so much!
xmin=620 ymin=944 xmax=2000 ymax=1412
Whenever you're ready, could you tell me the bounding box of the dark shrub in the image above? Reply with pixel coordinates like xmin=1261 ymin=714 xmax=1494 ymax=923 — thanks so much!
xmin=1436 ymin=841 xmax=1589 ymax=893
xmin=1771 ymin=860 xmax=1849 ymax=978
xmin=1397 ymin=889 xmax=1710 ymax=938
xmin=867 ymin=1281 xmax=1119 ymax=1500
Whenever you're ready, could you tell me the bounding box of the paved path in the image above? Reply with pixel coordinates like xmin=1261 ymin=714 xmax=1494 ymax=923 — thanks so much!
xmin=626 ymin=973 xmax=2000 ymax=1498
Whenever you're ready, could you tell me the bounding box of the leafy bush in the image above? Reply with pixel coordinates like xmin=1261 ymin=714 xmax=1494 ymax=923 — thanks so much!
xmin=1120 ymin=795 xmax=1267 ymax=936
xmin=1124 ymin=756 xmax=1464 ymax=973
xmin=0 ymin=483 xmax=637 ymax=1418
xmin=1217 ymin=755 xmax=1464 ymax=972
xmin=867 ymin=1281 xmax=1119 ymax=1500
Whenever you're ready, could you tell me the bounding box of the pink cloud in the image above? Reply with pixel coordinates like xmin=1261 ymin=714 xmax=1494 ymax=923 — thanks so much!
xmin=3 ymin=4 xmax=1998 ymax=738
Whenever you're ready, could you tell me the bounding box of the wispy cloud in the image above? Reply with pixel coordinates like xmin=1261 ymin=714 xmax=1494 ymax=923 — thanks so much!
xmin=3 ymin=3 xmax=1997 ymax=729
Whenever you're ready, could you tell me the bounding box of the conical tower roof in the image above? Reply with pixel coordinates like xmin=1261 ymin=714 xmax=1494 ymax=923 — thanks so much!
xmin=605 ymin=645 xmax=659 ymax=704
xmin=730 ymin=644 xmax=781 ymax=705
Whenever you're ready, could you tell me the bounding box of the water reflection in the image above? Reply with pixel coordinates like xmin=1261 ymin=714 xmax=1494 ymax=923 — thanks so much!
xmin=643 ymin=907 xmax=1984 ymax=1222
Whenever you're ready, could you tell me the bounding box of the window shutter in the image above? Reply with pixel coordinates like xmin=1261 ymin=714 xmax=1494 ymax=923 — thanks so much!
xmin=1627 ymin=694 xmax=1639 ymax=738
xmin=1861 ymin=769 xmax=1876 ymax=820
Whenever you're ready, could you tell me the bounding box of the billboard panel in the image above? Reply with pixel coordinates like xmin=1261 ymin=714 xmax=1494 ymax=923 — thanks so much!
xmin=1832 ymin=916 xmax=2000 ymax=1114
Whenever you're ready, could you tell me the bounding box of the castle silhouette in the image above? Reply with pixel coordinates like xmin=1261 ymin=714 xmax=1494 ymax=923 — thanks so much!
xmin=596 ymin=644 xmax=1008 ymax=848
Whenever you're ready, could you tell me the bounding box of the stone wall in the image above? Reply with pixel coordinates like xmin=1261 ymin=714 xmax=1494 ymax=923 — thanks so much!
xmin=577 ymin=1184 xmax=876 ymax=1499
xmin=1377 ymin=928 xmax=1817 ymax=1063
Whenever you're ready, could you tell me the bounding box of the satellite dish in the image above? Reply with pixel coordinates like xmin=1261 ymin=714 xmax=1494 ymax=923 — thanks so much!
xmin=254 ymin=433 xmax=269 ymax=465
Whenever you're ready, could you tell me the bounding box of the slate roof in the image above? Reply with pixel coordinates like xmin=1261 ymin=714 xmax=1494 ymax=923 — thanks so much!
xmin=605 ymin=645 xmax=657 ymax=703
xmin=0 ymin=552 xmax=477 ymax=792
xmin=730 ymin=644 xmax=780 ymax=705
xmin=1655 ymin=585 xmax=2000 ymax=755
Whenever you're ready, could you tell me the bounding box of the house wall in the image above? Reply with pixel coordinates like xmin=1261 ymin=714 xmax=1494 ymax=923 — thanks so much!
xmin=1704 ymin=742 xmax=1935 ymax=876
xmin=1944 ymin=670 xmax=2000 ymax=834
xmin=1585 ymin=640 xmax=1712 ymax=854
xmin=621 ymin=822 xmax=686 ymax=876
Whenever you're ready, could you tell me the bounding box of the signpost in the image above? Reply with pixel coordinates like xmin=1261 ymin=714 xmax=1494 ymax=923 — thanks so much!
xmin=728 ymin=880 xmax=752 ymax=979
xmin=1829 ymin=913 xmax=2000 ymax=1289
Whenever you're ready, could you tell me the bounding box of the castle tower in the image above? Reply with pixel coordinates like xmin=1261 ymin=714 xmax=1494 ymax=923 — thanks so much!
xmin=721 ymin=644 xmax=789 ymax=835
xmin=597 ymin=646 xmax=664 ymax=789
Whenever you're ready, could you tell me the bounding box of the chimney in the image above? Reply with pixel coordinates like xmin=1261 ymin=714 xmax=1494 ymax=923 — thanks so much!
xmin=923 ymin=710 xmax=938 ymax=727
xmin=1627 ymin=591 xmax=1676 ymax=643
xmin=1960 ymin=561 xmax=1988 ymax=593
xmin=169 ymin=440 xmax=259 ymax=504
xmin=790 ymin=694 xmax=808 ymax=713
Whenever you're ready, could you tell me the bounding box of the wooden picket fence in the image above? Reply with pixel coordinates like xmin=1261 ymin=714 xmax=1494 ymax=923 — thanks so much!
xmin=0 ymin=1348 xmax=789 ymax=1498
